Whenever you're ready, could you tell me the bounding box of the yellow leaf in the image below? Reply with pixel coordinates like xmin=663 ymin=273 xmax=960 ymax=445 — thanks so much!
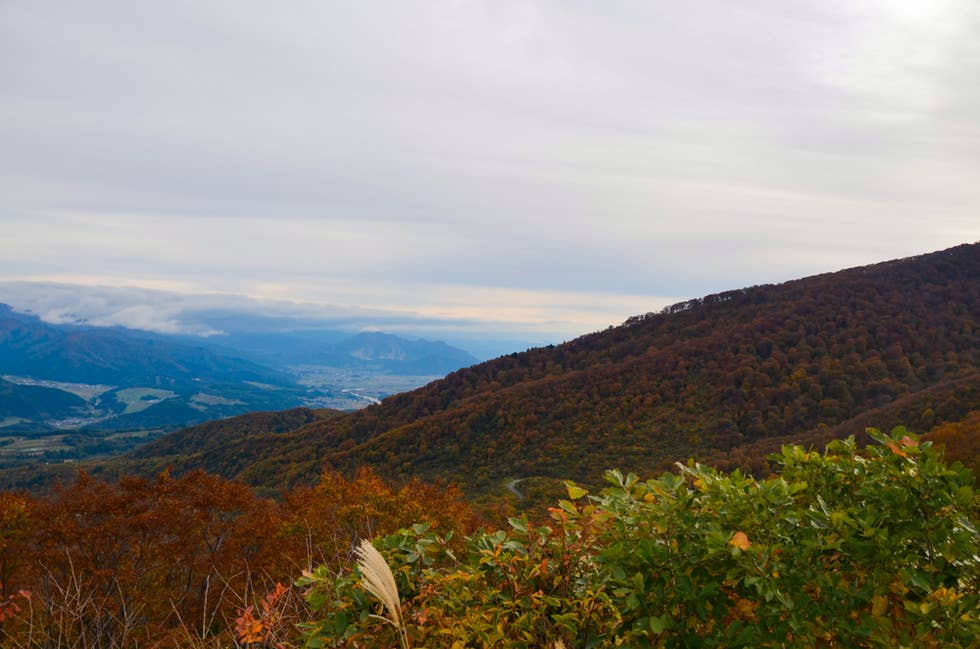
xmin=734 ymin=598 xmax=758 ymax=620
xmin=871 ymin=594 xmax=888 ymax=617
xmin=730 ymin=531 xmax=751 ymax=550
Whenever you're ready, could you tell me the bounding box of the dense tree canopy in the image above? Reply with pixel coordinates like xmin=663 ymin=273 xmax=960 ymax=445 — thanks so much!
xmin=0 ymin=468 xmax=479 ymax=647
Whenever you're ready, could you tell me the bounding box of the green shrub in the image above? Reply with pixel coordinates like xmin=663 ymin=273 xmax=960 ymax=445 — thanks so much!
xmin=299 ymin=428 xmax=979 ymax=648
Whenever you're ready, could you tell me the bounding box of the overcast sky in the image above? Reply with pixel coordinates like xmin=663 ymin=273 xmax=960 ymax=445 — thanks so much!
xmin=2 ymin=0 xmax=978 ymax=342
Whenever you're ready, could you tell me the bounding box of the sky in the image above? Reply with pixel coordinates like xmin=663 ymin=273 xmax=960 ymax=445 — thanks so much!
xmin=2 ymin=0 xmax=978 ymax=346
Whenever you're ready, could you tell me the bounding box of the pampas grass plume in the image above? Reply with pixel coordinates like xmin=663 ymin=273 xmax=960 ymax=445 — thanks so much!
xmin=355 ymin=539 xmax=410 ymax=649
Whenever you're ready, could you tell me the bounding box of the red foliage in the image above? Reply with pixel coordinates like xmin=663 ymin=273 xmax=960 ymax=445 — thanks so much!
xmin=0 ymin=467 xmax=477 ymax=646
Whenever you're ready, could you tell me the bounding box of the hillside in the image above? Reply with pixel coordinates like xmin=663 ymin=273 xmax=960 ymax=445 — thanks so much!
xmin=63 ymin=244 xmax=980 ymax=494
xmin=131 ymin=407 xmax=342 ymax=459
xmin=0 ymin=377 xmax=88 ymax=421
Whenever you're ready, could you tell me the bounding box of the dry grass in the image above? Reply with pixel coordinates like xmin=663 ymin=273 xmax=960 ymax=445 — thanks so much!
xmin=354 ymin=539 xmax=410 ymax=649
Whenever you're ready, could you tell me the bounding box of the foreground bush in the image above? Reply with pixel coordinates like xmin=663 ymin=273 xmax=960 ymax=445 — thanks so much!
xmin=300 ymin=429 xmax=979 ymax=648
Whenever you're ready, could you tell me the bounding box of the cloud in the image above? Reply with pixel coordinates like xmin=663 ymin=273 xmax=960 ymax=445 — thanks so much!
xmin=0 ymin=280 xmax=675 ymax=343
xmin=0 ymin=282 xmax=224 ymax=336
xmin=1 ymin=1 xmax=978 ymax=329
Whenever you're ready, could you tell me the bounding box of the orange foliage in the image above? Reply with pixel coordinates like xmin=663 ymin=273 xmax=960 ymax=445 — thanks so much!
xmin=234 ymin=582 xmax=289 ymax=646
xmin=19 ymin=470 xmax=288 ymax=642
xmin=0 ymin=467 xmax=477 ymax=647
xmin=925 ymin=409 xmax=980 ymax=480
xmin=729 ymin=531 xmax=752 ymax=550
xmin=0 ymin=491 xmax=31 ymax=598
xmin=281 ymin=467 xmax=480 ymax=572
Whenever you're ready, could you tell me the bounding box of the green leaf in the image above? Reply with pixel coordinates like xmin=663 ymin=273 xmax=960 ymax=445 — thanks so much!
xmin=565 ymin=481 xmax=588 ymax=500
xmin=649 ymin=615 xmax=671 ymax=633
xmin=332 ymin=611 xmax=349 ymax=636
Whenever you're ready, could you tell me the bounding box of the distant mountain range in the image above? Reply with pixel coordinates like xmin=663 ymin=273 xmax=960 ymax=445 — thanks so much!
xmin=0 ymin=303 xmax=292 ymax=387
xmin=206 ymin=329 xmax=479 ymax=375
xmin=70 ymin=242 xmax=978 ymax=498
xmin=0 ymin=304 xmax=479 ymax=464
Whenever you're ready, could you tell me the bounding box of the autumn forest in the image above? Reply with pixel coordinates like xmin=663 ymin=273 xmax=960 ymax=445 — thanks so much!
xmin=1 ymin=244 xmax=979 ymax=647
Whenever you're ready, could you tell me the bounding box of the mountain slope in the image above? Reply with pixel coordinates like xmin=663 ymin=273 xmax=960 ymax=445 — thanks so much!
xmin=0 ymin=378 xmax=88 ymax=421
xmin=105 ymin=243 xmax=980 ymax=492
xmin=131 ymin=407 xmax=342 ymax=459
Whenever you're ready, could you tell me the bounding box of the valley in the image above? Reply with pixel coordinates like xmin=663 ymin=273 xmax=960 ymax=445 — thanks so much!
xmin=0 ymin=307 xmax=481 ymax=466
xmin=291 ymin=364 xmax=442 ymax=404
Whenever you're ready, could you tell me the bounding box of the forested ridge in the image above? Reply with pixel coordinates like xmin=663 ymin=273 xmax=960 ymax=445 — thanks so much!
xmin=81 ymin=242 xmax=980 ymax=495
